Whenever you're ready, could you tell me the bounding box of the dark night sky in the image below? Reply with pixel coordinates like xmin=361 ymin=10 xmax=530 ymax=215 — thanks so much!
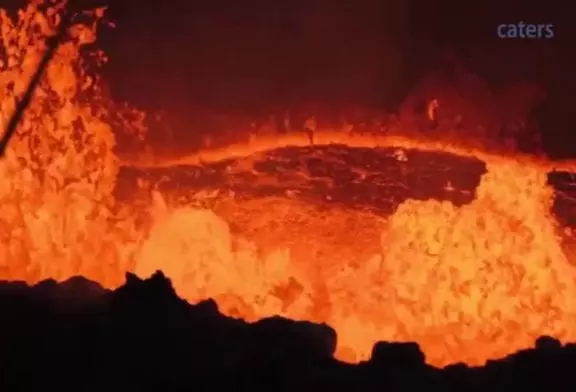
xmin=96 ymin=0 xmax=575 ymax=155
xmin=95 ymin=0 xmax=574 ymax=108
xmin=4 ymin=0 xmax=576 ymax=154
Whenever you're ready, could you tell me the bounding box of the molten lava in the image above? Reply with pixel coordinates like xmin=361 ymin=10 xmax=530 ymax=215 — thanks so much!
xmin=3 ymin=1 xmax=576 ymax=368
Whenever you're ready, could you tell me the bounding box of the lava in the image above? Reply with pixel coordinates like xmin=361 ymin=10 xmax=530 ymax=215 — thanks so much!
xmin=3 ymin=1 xmax=576 ymax=368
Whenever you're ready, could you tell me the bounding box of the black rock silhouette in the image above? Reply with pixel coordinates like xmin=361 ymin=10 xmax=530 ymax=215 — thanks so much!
xmin=1 ymin=271 xmax=576 ymax=390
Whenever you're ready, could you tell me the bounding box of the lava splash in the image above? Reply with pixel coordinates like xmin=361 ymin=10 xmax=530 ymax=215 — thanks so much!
xmin=2 ymin=0 xmax=576 ymax=368
xmin=123 ymin=140 xmax=576 ymax=367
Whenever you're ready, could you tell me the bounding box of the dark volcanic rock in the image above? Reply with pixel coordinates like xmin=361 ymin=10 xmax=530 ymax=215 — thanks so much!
xmin=1 ymin=272 xmax=576 ymax=390
xmin=370 ymin=341 xmax=426 ymax=369
xmin=548 ymin=170 xmax=576 ymax=226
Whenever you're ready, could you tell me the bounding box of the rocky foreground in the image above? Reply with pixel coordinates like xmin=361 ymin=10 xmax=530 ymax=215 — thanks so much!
xmin=0 ymin=271 xmax=575 ymax=391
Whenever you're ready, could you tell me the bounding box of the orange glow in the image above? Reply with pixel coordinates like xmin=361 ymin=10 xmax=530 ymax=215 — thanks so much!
xmin=3 ymin=1 xmax=576 ymax=368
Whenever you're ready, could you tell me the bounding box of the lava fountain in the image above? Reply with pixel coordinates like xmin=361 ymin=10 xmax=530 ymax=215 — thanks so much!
xmin=2 ymin=1 xmax=576 ymax=368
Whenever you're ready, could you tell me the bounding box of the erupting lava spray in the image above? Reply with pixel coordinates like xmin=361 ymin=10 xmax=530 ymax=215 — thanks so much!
xmin=2 ymin=1 xmax=576 ymax=367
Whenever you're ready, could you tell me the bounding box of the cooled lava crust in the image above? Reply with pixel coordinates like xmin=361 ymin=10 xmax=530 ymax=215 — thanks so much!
xmin=117 ymin=144 xmax=576 ymax=227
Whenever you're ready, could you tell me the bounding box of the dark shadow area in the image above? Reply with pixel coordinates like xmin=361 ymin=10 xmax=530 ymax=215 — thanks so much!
xmin=1 ymin=271 xmax=575 ymax=391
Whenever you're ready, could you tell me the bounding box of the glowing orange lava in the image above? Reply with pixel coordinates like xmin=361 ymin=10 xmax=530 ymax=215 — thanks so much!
xmin=3 ymin=1 xmax=576 ymax=368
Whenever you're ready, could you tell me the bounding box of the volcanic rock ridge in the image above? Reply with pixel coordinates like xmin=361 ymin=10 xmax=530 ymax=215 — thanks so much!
xmin=1 ymin=271 xmax=575 ymax=391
